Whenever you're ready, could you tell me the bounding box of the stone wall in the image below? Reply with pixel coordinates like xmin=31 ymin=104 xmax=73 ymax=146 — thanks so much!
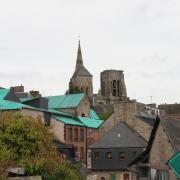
xmin=100 ymin=101 xmax=152 ymax=141
xmin=21 ymin=108 xmax=44 ymax=122
xmin=77 ymin=96 xmax=91 ymax=117
xmin=50 ymin=117 xmax=65 ymax=142
xmin=149 ymin=122 xmax=178 ymax=180
xmin=70 ymin=76 xmax=93 ymax=99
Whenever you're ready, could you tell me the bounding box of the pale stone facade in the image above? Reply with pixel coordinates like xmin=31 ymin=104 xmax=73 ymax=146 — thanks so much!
xmin=149 ymin=122 xmax=178 ymax=180
xmin=50 ymin=117 xmax=65 ymax=142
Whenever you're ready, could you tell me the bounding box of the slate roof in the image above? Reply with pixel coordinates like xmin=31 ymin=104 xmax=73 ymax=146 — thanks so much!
xmin=46 ymin=93 xmax=85 ymax=109
xmin=136 ymin=112 xmax=156 ymax=126
xmin=73 ymin=66 xmax=92 ymax=77
xmin=90 ymin=122 xmax=147 ymax=148
xmin=161 ymin=118 xmax=180 ymax=152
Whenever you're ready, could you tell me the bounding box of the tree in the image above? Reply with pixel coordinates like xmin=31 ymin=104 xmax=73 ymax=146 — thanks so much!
xmin=0 ymin=112 xmax=83 ymax=179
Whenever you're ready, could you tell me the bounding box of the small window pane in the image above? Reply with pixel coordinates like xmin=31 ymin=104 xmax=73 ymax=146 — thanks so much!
xmin=106 ymin=152 xmax=112 ymax=160
xmin=95 ymin=152 xmax=99 ymax=159
xmin=119 ymin=152 xmax=125 ymax=160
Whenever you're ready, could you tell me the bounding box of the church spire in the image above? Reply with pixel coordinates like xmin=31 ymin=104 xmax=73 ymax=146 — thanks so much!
xmin=75 ymin=40 xmax=84 ymax=70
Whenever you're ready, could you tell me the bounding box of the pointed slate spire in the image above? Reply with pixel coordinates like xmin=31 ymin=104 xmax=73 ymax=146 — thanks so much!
xmin=75 ymin=40 xmax=83 ymax=70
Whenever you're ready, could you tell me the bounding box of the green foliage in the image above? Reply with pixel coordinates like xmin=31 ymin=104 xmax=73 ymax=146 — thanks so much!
xmin=0 ymin=112 xmax=83 ymax=179
xmin=98 ymin=110 xmax=113 ymax=120
xmin=44 ymin=162 xmax=83 ymax=180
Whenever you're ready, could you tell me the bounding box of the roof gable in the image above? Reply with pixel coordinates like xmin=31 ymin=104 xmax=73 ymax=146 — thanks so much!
xmin=90 ymin=122 xmax=147 ymax=148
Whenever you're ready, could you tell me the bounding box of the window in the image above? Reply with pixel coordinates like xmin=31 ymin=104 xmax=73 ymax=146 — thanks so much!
xmin=119 ymin=152 xmax=125 ymax=160
xmin=101 ymin=177 xmax=106 ymax=180
xmin=110 ymin=174 xmax=116 ymax=180
xmin=95 ymin=152 xmax=99 ymax=159
xmin=157 ymin=170 xmax=168 ymax=180
xmin=80 ymin=147 xmax=84 ymax=159
xmin=106 ymin=152 xmax=112 ymax=160
xmin=80 ymin=129 xmax=84 ymax=141
xmin=112 ymin=80 xmax=116 ymax=96
xmin=68 ymin=128 xmax=73 ymax=141
xmin=74 ymin=128 xmax=78 ymax=141
xmin=117 ymin=80 xmax=120 ymax=96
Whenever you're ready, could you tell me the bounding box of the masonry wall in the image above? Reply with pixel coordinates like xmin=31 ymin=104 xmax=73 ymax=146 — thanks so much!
xmin=50 ymin=117 xmax=65 ymax=142
xmin=21 ymin=108 xmax=44 ymax=122
xmin=77 ymin=96 xmax=90 ymax=117
xmin=70 ymin=76 xmax=93 ymax=98
xmin=65 ymin=125 xmax=87 ymax=162
xmin=149 ymin=123 xmax=178 ymax=180
xmin=100 ymin=101 xmax=152 ymax=141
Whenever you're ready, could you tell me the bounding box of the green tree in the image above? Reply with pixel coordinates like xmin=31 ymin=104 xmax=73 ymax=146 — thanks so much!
xmin=0 ymin=112 xmax=83 ymax=179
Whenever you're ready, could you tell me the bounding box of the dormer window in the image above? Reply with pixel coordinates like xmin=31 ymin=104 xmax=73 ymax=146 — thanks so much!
xmin=119 ymin=152 xmax=125 ymax=160
xmin=106 ymin=152 xmax=112 ymax=160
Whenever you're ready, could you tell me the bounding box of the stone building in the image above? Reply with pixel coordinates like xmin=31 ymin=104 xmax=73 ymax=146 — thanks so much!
xmin=69 ymin=41 xmax=93 ymax=100
xmin=94 ymin=70 xmax=128 ymax=105
xmin=87 ymin=122 xmax=147 ymax=180
xmin=100 ymin=100 xmax=156 ymax=141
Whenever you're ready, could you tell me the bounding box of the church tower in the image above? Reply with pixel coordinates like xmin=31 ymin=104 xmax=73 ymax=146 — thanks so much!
xmin=69 ymin=41 xmax=93 ymax=99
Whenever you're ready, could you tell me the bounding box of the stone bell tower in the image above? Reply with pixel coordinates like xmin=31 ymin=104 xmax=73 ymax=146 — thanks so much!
xmin=69 ymin=41 xmax=93 ymax=99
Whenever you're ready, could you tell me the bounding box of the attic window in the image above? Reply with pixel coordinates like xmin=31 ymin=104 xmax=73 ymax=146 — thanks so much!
xmin=95 ymin=152 xmax=99 ymax=159
xmin=119 ymin=152 xmax=125 ymax=160
xmin=106 ymin=152 xmax=112 ymax=160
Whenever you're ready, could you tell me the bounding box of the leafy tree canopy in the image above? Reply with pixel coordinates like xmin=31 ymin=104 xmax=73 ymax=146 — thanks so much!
xmin=0 ymin=112 xmax=83 ymax=180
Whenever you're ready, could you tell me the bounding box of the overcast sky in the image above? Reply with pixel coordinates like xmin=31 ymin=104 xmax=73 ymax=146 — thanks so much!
xmin=0 ymin=0 xmax=180 ymax=104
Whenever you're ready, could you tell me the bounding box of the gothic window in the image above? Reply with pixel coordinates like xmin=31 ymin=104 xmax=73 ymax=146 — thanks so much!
xmin=112 ymin=80 xmax=116 ymax=96
xmin=101 ymin=81 xmax=105 ymax=96
xmin=117 ymin=80 xmax=120 ymax=96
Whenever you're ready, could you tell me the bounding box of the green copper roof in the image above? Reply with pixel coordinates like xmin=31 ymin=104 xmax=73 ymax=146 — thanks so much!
xmin=0 ymin=88 xmax=9 ymax=99
xmin=168 ymin=152 xmax=180 ymax=177
xmin=0 ymin=99 xmax=23 ymax=110
xmin=78 ymin=116 xmax=103 ymax=129
xmin=52 ymin=115 xmax=84 ymax=126
xmin=0 ymin=89 xmax=23 ymax=110
xmin=90 ymin=109 xmax=100 ymax=120
xmin=48 ymin=109 xmax=74 ymax=117
xmin=46 ymin=93 xmax=85 ymax=109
